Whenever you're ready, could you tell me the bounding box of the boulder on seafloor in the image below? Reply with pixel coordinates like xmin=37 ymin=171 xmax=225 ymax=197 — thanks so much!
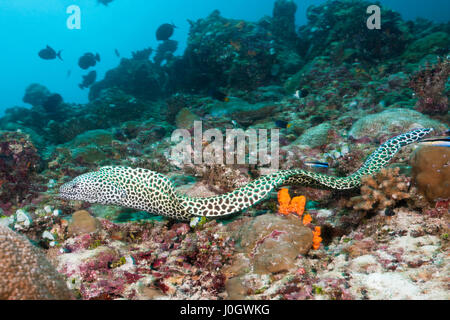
xmin=271 ymin=0 xmax=298 ymax=44
xmin=294 ymin=122 xmax=332 ymax=148
xmin=175 ymin=108 xmax=200 ymax=129
xmin=348 ymin=108 xmax=446 ymax=140
xmin=70 ymin=129 xmax=114 ymax=147
xmin=68 ymin=210 xmax=102 ymax=236
xmin=89 ymin=58 xmax=166 ymax=101
xmin=60 ymin=129 xmax=115 ymax=165
xmin=411 ymin=146 xmax=450 ymax=202
xmin=22 ymin=83 xmax=51 ymax=108
xmin=231 ymin=214 xmax=313 ymax=274
xmin=70 ymin=147 xmax=107 ymax=164
xmin=0 ymin=225 xmax=74 ymax=299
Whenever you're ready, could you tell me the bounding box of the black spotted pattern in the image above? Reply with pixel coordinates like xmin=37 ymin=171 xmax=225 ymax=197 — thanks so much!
xmin=58 ymin=128 xmax=433 ymax=220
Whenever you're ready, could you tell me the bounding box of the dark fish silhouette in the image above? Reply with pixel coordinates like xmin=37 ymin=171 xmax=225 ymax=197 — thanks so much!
xmin=38 ymin=45 xmax=63 ymax=61
xmin=114 ymin=48 xmax=120 ymax=57
xmin=79 ymin=70 xmax=97 ymax=89
xmin=274 ymin=120 xmax=292 ymax=129
xmin=78 ymin=52 xmax=100 ymax=70
xmin=156 ymin=23 xmax=176 ymax=41
xmin=98 ymin=0 xmax=114 ymax=6
xmin=210 ymin=88 xmax=229 ymax=102
xmin=384 ymin=208 xmax=395 ymax=216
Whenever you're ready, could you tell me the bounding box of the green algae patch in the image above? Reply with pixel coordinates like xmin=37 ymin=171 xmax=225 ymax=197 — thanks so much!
xmin=70 ymin=129 xmax=114 ymax=147
xmin=402 ymin=32 xmax=450 ymax=62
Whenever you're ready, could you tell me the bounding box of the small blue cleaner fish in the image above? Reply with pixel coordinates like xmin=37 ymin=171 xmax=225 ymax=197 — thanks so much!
xmin=419 ymin=136 xmax=450 ymax=147
xmin=304 ymin=161 xmax=329 ymax=168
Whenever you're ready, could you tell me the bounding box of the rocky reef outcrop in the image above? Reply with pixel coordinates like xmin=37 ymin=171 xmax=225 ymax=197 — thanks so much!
xmin=0 ymin=131 xmax=43 ymax=215
xmin=89 ymin=58 xmax=167 ymax=102
xmin=297 ymin=0 xmax=412 ymax=63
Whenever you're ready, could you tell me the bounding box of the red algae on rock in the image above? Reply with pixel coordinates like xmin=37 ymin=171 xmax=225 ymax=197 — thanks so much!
xmin=0 ymin=131 xmax=42 ymax=215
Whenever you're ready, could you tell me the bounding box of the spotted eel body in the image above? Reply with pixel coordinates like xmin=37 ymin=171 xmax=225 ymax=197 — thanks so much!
xmin=59 ymin=128 xmax=432 ymax=220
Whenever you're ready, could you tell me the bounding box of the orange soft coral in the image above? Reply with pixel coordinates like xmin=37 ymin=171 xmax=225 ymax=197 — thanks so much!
xmin=302 ymin=213 xmax=312 ymax=226
xmin=277 ymin=189 xmax=306 ymax=217
xmin=277 ymin=189 xmax=321 ymax=250
xmin=290 ymin=196 xmax=306 ymax=217
xmin=312 ymin=226 xmax=322 ymax=250
xmin=277 ymin=188 xmax=292 ymax=215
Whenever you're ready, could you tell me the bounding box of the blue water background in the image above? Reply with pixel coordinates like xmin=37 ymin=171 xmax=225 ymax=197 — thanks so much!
xmin=0 ymin=0 xmax=449 ymax=115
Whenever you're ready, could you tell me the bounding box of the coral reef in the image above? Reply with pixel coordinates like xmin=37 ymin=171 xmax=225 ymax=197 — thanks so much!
xmin=51 ymin=218 xmax=235 ymax=299
xmin=277 ymin=188 xmax=306 ymax=217
xmin=402 ymin=31 xmax=450 ymax=62
xmin=295 ymin=122 xmax=332 ymax=148
xmin=230 ymin=214 xmax=313 ymax=275
xmin=271 ymin=0 xmax=298 ymax=44
xmin=411 ymin=146 xmax=450 ymax=202
xmin=68 ymin=210 xmax=102 ymax=236
xmin=408 ymin=57 xmax=449 ymax=115
xmin=0 ymin=225 xmax=74 ymax=299
xmin=165 ymin=93 xmax=194 ymax=124
xmin=154 ymin=40 xmax=178 ymax=66
xmin=0 ymin=0 xmax=448 ymax=300
xmin=232 ymin=105 xmax=278 ymax=127
xmin=89 ymin=58 xmax=166 ymax=101
xmin=297 ymin=0 xmax=411 ymax=62
xmin=348 ymin=108 xmax=445 ymax=140
xmin=23 ymin=83 xmax=51 ymax=107
xmin=346 ymin=168 xmax=412 ymax=213
xmin=131 ymin=47 xmax=153 ymax=60
xmin=0 ymin=131 xmax=43 ymax=215
xmin=181 ymin=10 xmax=285 ymax=90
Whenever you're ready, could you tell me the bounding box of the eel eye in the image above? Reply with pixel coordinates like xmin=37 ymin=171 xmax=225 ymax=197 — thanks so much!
xmin=72 ymin=184 xmax=78 ymax=189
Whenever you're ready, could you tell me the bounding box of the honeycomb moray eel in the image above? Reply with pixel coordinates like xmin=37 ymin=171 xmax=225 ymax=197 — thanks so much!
xmin=59 ymin=128 xmax=433 ymax=220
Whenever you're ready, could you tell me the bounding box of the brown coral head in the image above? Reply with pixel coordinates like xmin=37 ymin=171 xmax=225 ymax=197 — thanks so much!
xmin=411 ymin=146 xmax=450 ymax=202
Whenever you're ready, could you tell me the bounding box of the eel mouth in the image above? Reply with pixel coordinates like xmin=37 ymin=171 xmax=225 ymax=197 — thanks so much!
xmin=57 ymin=191 xmax=76 ymax=200
xmin=58 ymin=183 xmax=79 ymax=200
